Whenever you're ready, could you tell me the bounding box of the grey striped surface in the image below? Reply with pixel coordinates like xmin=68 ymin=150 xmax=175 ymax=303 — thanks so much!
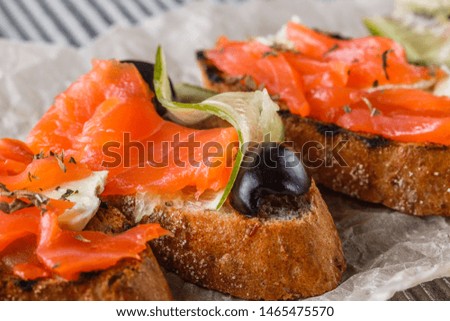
xmin=0 ymin=0 xmax=447 ymax=301
xmin=390 ymin=277 xmax=450 ymax=301
xmin=0 ymin=0 xmax=244 ymax=46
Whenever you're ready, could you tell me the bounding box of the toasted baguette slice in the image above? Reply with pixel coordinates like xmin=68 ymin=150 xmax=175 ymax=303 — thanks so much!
xmin=0 ymin=206 xmax=172 ymax=301
xmin=104 ymin=181 xmax=346 ymax=300
xmin=197 ymin=52 xmax=450 ymax=217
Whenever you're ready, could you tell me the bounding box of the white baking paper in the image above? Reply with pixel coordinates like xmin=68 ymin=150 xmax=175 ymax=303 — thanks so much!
xmin=0 ymin=0 xmax=449 ymax=300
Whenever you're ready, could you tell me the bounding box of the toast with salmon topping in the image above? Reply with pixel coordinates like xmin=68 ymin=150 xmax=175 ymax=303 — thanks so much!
xmin=0 ymin=206 xmax=172 ymax=301
xmin=197 ymin=21 xmax=450 ymax=217
xmin=0 ymin=137 xmax=172 ymax=301
xmin=5 ymin=53 xmax=346 ymax=300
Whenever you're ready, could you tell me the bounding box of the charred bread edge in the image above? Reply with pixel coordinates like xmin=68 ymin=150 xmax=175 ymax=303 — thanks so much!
xmin=197 ymin=50 xmax=450 ymax=216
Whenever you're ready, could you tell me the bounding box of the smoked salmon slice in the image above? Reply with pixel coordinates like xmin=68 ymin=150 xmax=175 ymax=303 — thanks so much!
xmin=206 ymin=21 xmax=450 ymax=145
xmin=36 ymin=211 xmax=168 ymax=281
xmin=285 ymin=21 xmax=437 ymax=89
xmin=0 ymin=205 xmax=168 ymax=281
xmin=0 ymin=138 xmax=34 ymax=176
xmin=0 ymin=157 xmax=92 ymax=193
xmin=27 ymin=60 xmax=238 ymax=196
xmin=307 ymin=87 xmax=450 ymax=145
xmin=28 ymin=60 xmax=152 ymax=154
xmin=206 ymin=37 xmax=310 ymax=116
xmin=282 ymin=53 xmax=349 ymax=90
xmin=0 ymin=209 xmax=40 ymax=252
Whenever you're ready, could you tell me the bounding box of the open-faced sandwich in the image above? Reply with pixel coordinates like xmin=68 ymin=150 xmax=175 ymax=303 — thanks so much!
xmin=0 ymin=48 xmax=345 ymax=300
xmin=0 ymin=139 xmax=172 ymax=300
xmin=197 ymin=20 xmax=450 ymax=217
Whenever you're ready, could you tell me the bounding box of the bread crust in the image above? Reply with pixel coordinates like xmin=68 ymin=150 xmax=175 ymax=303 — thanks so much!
xmin=107 ymin=183 xmax=346 ymax=300
xmin=0 ymin=207 xmax=173 ymax=301
xmin=282 ymin=115 xmax=450 ymax=216
xmin=197 ymin=52 xmax=450 ymax=216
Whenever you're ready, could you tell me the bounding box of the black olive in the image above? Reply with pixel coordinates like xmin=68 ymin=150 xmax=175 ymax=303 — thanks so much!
xmin=120 ymin=60 xmax=176 ymax=117
xmin=230 ymin=142 xmax=311 ymax=217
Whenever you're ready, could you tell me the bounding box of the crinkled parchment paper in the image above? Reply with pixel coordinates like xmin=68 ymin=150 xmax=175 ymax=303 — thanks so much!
xmin=0 ymin=0 xmax=449 ymax=300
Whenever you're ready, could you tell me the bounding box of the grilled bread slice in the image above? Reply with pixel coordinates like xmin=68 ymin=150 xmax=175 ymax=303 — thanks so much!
xmin=0 ymin=206 xmax=172 ymax=301
xmin=197 ymin=51 xmax=450 ymax=217
xmin=104 ymin=180 xmax=346 ymax=301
